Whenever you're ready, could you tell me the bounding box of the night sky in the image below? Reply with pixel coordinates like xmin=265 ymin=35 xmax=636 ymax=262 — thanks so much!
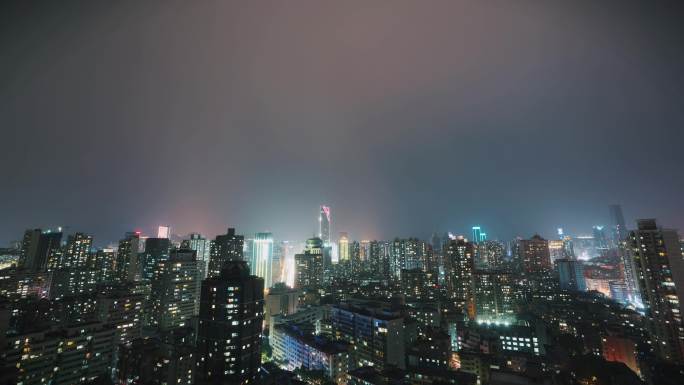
xmin=1 ymin=1 xmax=683 ymax=246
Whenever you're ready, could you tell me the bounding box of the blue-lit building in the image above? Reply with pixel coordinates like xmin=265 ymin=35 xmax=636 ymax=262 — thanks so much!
xmin=271 ymin=323 xmax=350 ymax=383
xmin=472 ymin=226 xmax=487 ymax=243
xmin=141 ymin=237 xmax=170 ymax=280
xmin=593 ymin=225 xmax=610 ymax=253
xmin=609 ymin=281 xmax=629 ymax=304
xmin=556 ymin=258 xmax=586 ymax=292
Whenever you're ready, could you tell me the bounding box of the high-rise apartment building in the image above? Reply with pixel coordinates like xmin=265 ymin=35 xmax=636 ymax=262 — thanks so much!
xmin=445 ymin=237 xmax=475 ymax=309
xmin=141 ymin=237 xmax=171 ymax=280
xmin=183 ymin=233 xmax=211 ymax=279
xmin=295 ymin=237 xmax=325 ymax=289
xmin=196 ymin=260 xmax=264 ymax=385
xmin=389 ymin=238 xmax=425 ymax=277
xmin=208 ymin=228 xmax=244 ymax=277
xmin=517 ymin=235 xmax=551 ymax=273
xmin=91 ymin=247 xmax=117 ymax=282
xmin=116 ymin=231 xmax=142 ymax=281
xmin=627 ymin=219 xmax=684 ymax=363
xmin=59 ymin=232 xmax=93 ymax=269
xmin=476 ymin=240 xmax=505 ymax=270
xmin=149 ymin=249 xmax=201 ymax=330
xmin=4 ymin=322 xmax=116 ymax=385
xmin=472 ymin=270 xmax=515 ymax=323
xmin=20 ymin=228 xmax=62 ymax=272
xmin=402 ymin=268 xmax=438 ymax=301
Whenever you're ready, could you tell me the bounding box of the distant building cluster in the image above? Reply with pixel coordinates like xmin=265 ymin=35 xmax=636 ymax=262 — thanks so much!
xmin=0 ymin=204 xmax=682 ymax=385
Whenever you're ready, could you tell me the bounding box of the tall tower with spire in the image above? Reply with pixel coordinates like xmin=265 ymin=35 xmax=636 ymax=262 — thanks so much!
xmin=319 ymin=205 xmax=331 ymax=246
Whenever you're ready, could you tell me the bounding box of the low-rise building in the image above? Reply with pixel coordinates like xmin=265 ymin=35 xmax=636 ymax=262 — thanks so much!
xmin=272 ymin=323 xmax=349 ymax=383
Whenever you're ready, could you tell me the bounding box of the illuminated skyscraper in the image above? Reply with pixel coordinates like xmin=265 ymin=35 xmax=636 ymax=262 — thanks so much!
xmin=117 ymin=232 xmax=142 ymax=281
xmin=476 ymin=240 xmax=505 ymax=270
xmin=471 ymin=226 xmax=487 ymax=243
xmin=182 ymin=233 xmax=211 ymax=279
xmin=389 ymin=238 xmax=425 ymax=277
xmin=402 ymin=268 xmax=437 ymax=301
xmin=368 ymin=240 xmax=390 ymax=281
xmin=360 ymin=240 xmax=370 ymax=261
xmin=59 ymin=232 xmax=93 ymax=269
xmin=338 ymin=232 xmax=350 ymax=262
xmin=517 ymin=234 xmax=551 ymax=273
xmin=249 ymin=232 xmax=274 ymax=290
xmin=141 ymin=237 xmax=171 ymax=280
xmin=278 ymin=241 xmax=297 ymax=288
xmin=157 ymin=225 xmax=170 ymax=239
xmin=208 ymin=228 xmax=244 ymax=277
xmin=627 ymin=219 xmax=684 ymax=363
xmin=92 ymin=248 xmax=117 ymax=282
xmin=149 ymin=249 xmax=201 ymax=330
xmin=295 ymin=237 xmax=324 ymax=289
xmin=610 ymin=205 xmax=638 ymax=306
xmin=350 ymin=240 xmax=363 ymax=275
xmin=319 ymin=205 xmax=331 ymax=245
xmin=271 ymin=242 xmax=283 ymax=285
xmin=445 ymin=237 xmax=475 ymax=309
xmin=473 ymin=270 xmax=515 ymax=322
xmin=547 ymin=239 xmax=566 ymax=266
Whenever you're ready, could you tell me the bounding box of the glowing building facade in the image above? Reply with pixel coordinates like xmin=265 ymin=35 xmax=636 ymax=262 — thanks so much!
xmin=517 ymin=234 xmax=551 ymax=273
xmin=338 ymin=232 xmax=350 ymax=262
xmin=471 ymin=226 xmax=487 ymax=243
xmin=249 ymin=232 xmax=274 ymax=290
xmin=182 ymin=233 xmax=211 ymax=279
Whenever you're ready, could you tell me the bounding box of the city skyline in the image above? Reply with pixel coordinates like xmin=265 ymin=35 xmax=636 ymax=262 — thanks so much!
xmin=3 ymin=2 xmax=684 ymax=384
xmin=0 ymin=202 xmax=657 ymax=249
